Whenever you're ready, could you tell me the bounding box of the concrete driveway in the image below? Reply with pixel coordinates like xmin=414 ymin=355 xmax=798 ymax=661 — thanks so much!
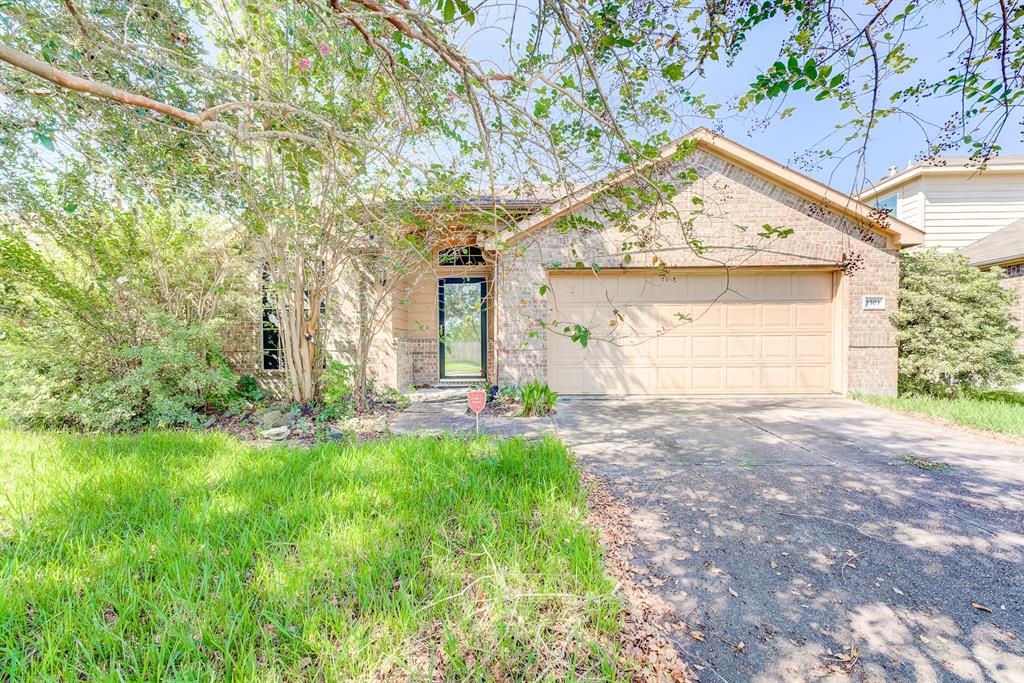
xmin=554 ymin=397 xmax=1024 ymax=682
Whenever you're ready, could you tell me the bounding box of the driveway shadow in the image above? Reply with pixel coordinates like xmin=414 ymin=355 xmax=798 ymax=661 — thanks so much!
xmin=555 ymin=397 xmax=1024 ymax=682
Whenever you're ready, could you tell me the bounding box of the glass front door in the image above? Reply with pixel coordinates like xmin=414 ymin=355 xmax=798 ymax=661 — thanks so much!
xmin=439 ymin=278 xmax=486 ymax=379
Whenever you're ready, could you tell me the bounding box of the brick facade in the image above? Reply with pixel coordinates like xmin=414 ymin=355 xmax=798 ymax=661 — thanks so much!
xmin=227 ymin=148 xmax=905 ymax=397
xmin=1001 ymin=265 xmax=1024 ymax=355
xmin=494 ymin=149 xmax=901 ymax=395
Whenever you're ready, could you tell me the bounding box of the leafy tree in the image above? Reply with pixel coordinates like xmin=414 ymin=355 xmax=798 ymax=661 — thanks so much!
xmin=0 ymin=196 xmax=246 ymax=430
xmin=892 ymin=249 xmax=1023 ymax=395
xmin=1 ymin=0 xmax=1020 ymax=408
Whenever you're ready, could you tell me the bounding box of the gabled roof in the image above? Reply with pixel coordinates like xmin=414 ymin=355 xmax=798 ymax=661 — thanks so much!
xmin=496 ymin=128 xmax=923 ymax=249
xmin=961 ymin=218 xmax=1024 ymax=267
xmin=857 ymin=155 xmax=1024 ymax=200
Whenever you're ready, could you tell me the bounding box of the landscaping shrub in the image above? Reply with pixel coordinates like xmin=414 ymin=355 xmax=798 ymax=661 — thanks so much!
xmin=320 ymin=360 xmax=358 ymax=417
xmin=891 ymin=249 xmax=1023 ymax=395
xmin=0 ymin=317 xmax=238 ymax=431
xmin=518 ymin=380 xmax=558 ymax=416
xmin=0 ymin=202 xmax=248 ymax=430
xmin=320 ymin=360 xmax=410 ymax=417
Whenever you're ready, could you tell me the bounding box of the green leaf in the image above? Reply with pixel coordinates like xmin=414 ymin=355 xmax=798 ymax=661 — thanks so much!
xmin=803 ymin=59 xmax=817 ymax=80
xmin=661 ymin=63 xmax=685 ymax=82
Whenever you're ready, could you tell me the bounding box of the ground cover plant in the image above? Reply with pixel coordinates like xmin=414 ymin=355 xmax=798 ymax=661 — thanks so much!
xmin=857 ymin=390 xmax=1024 ymax=439
xmin=0 ymin=429 xmax=629 ymax=680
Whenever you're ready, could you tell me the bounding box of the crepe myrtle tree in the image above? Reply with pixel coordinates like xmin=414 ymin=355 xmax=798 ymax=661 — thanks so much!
xmin=1 ymin=0 xmax=1020 ymax=402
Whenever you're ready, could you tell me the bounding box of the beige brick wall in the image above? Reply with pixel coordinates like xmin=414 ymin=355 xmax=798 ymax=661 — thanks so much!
xmin=495 ymin=149 xmax=900 ymax=395
xmin=1002 ymin=266 xmax=1024 ymax=355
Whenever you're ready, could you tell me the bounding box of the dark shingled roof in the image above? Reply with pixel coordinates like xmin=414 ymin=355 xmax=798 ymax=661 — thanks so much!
xmin=961 ymin=218 xmax=1024 ymax=267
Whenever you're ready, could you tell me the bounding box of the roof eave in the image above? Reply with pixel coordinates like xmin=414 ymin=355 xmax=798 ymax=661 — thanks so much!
xmin=495 ymin=128 xmax=923 ymax=249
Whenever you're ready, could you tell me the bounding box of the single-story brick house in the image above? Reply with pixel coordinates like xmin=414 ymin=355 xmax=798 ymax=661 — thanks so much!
xmin=228 ymin=128 xmax=924 ymax=397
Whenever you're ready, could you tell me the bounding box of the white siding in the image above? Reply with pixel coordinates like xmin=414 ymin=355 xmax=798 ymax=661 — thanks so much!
xmin=897 ymin=178 xmax=924 ymax=229
xmin=920 ymin=174 xmax=1024 ymax=250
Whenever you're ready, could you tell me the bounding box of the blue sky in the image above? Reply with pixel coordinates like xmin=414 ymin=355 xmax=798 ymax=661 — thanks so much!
xmin=460 ymin=2 xmax=1023 ymax=196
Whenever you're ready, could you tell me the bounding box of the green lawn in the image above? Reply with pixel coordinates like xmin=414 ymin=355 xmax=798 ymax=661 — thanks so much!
xmin=444 ymin=360 xmax=483 ymax=374
xmin=0 ymin=430 xmax=625 ymax=680
xmin=857 ymin=390 xmax=1024 ymax=438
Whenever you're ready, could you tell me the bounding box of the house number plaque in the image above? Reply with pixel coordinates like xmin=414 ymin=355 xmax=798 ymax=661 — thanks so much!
xmin=862 ymin=295 xmax=886 ymax=310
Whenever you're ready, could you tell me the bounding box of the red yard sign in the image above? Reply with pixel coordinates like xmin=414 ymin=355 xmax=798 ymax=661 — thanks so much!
xmin=467 ymin=390 xmax=486 ymax=414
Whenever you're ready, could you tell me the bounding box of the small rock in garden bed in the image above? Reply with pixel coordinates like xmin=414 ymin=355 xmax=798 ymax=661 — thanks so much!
xmin=261 ymin=409 xmax=291 ymax=429
xmin=262 ymin=426 xmax=291 ymax=441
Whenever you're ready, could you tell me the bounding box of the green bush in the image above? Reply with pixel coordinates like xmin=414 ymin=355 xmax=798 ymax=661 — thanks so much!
xmin=0 ymin=201 xmax=247 ymax=431
xmin=518 ymin=380 xmax=558 ymax=417
xmin=0 ymin=317 xmax=238 ymax=431
xmin=320 ymin=360 xmax=410 ymax=416
xmin=891 ymin=249 xmax=1023 ymax=395
xmin=320 ymin=360 xmax=358 ymax=417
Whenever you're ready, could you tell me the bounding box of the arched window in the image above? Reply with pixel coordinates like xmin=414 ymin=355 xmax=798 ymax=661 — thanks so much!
xmin=438 ymin=245 xmax=485 ymax=266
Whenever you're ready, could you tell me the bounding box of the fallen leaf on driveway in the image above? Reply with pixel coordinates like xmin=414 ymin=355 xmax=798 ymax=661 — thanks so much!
xmin=691 ymin=631 xmax=705 ymax=641
xmin=893 ymin=586 xmax=904 ymax=596
xmin=770 ymin=560 xmax=778 ymax=569
xmin=972 ymin=602 xmax=993 ymax=613
xmin=728 ymin=587 xmax=739 ymax=597
xmin=919 ymin=635 xmax=930 ymax=644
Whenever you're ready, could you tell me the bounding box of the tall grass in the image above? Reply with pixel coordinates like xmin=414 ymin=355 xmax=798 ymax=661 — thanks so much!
xmin=857 ymin=390 xmax=1024 ymax=437
xmin=0 ymin=429 xmax=624 ymax=680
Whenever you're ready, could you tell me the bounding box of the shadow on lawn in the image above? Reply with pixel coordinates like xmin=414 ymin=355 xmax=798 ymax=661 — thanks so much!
xmin=2 ymin=431 xmax=618 ymax=680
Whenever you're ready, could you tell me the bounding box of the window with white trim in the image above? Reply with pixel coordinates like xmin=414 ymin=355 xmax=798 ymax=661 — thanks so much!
xmin=874 ymin=193 xmax=898 ymax=217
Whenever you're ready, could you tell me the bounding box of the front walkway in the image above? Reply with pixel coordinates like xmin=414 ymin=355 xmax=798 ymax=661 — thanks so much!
xmin=389 ymin=387 xmax=555 ymax=437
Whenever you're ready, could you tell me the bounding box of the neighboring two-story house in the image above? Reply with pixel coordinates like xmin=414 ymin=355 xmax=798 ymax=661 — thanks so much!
xmin=856 ymin=156 xmax=1024 ymax=251
xmin=857 ymin=156 xmax=1024 ymax=354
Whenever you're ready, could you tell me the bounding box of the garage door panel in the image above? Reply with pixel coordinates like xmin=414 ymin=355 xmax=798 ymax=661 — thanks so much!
xmin=656 ymin=336 xmax=690 ymax=360
xmin=760 ymin=272 xmax=793 ymax=299
xmin=726 ymin=366 xmax=758 ymax=392
xmin=794 ymin=271 xmax=833 ymax=300
xmin=688 ymin=274 xmax=727 ymax=300
xmin=726 ymin=335 xmax=758 ymax=360
xmin=761 ymin=366 xmax=793 ymax=390
xmin=656 ymin=367 xmax=690 ymax=391
xmin=796 ymin=304 xmax=830 ymax=328
xmin=796 ymin=366 xmax=830 ymax=391
xmin=618 ymin=275 xmax=673 ymax=302
xmin=547 ymin=271 xmax=835 ymax=395
xmin=656 ymin=304 xmax=694 ymax=332
xmin=691 ymin=336 xmax=724 ymax=360
xmin=726 ymin=304 xmax=758 ymax=327
xmin=761 ymin=304 xmax=793 ymax=327
xmin=582 ymin=365 xmax=656 ymax=394
xmin=721 ymin=274 xmax=759 ymax=301
xmin=583 ymin=275 xmax=618 ymax=302
xmin=691 ymin=366 xmax=725 ymax=391
xmin=795 ymin=334 xmax=831 ymax=360
xmin=761 ymin=335 xmax=794 ymax=360
xmin=690 ymin=304 xmax=723 ymax=328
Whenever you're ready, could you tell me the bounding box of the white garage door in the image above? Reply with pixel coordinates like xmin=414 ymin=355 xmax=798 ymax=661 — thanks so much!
xmin=547 ymin=270 xmax=836 ymax=394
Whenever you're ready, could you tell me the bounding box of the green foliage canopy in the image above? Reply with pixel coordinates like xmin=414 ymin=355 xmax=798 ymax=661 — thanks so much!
xmin=892 ymin=249 xmax=1023 ymax=395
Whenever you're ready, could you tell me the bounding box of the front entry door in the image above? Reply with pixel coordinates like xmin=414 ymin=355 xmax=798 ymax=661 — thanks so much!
xmin=439 ymin=277 xmax=487 ymax=380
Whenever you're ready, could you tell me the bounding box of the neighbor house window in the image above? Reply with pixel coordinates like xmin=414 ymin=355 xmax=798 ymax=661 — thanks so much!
xmin=261 ymin=268 xmax=281 ymax=370
xmin=438 ymin=245 xmax=486 ymax=266
xmin=874 ymin=194 xmax=898 ymax=217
